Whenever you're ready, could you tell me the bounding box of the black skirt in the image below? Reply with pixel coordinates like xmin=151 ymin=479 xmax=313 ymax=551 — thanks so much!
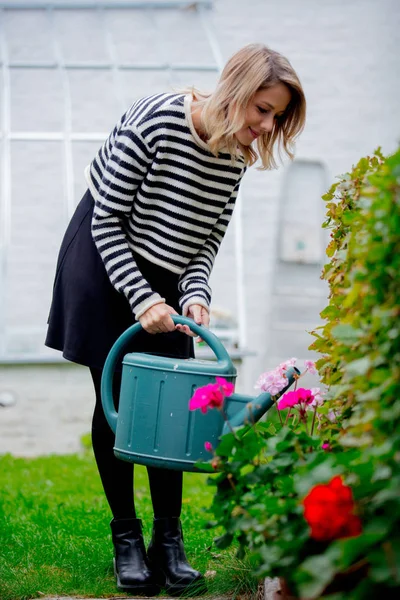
xmin=45 ymin=189 xmax=194 ymax=369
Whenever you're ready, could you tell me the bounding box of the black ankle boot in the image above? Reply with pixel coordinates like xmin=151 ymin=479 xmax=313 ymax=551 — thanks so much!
xmin=110 ymin=517 xmax=160 ymax=596
xmin=147 ymin=517 xmax=206 ymax=597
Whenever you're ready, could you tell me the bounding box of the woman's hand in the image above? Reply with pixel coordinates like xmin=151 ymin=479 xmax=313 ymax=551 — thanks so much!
xmin=139 ymin=303 xmax=178 ymax=334
xmin=175 ymin=304 xmax=210 ymax=341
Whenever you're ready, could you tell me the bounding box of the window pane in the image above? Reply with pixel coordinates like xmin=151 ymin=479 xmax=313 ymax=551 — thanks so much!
xmin=209 ymin=222 xmax=238 ymax=318
xmin=5 ymin=9 xmax=55 ymax=64
xmin=10 ymin=68 xmax=65 ymax=132
xmin=7 ymin=142 xmax=65 ymax=338
xmin=54 ymin=9 xmax=110 ymax=64
xmin=169 ymin=69 xmax=219 ymax=93
xmin=119 ymin=70 xmax=170 ymax=106
xmin=154 ymin=9 xmax=215 ymax=66
xmin=68 ymin=69 xmax=120 ymax=132
xmin=108 ymin=9 xmax=162 ymax=66
xmin=72 ymin=140 xmax=102 ymax=204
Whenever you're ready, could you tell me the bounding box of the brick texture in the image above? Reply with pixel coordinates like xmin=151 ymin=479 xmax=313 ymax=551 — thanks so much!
xmin=1 ymin=0 xmax=400 ymax=396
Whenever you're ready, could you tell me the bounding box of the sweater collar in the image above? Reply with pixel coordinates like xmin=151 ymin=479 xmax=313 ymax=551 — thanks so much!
xmin=183 ymin=94 xmax=211 ymax=152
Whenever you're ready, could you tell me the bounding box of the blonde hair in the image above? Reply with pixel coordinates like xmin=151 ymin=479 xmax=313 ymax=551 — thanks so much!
xmin=191 ymin=43 xmax=306 ymax=169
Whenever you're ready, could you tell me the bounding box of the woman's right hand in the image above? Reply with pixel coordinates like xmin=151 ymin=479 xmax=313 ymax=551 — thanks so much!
xmin=138 ymin=303 xmax=178 ymax=334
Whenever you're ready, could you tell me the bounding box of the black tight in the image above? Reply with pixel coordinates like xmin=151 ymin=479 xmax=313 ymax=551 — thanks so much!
xmin=90 ymin=367 xmax=183 ymax=520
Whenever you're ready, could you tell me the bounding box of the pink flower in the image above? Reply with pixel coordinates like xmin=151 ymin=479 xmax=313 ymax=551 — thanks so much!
xmin=255 ymin=369 xmax=287 ymax=395
xmin=304 ymin=360 xmax=317 ymax=375
xmin=189 ymin=378 xmax=234 ymax=414
xmin=277 ymin=357 xmax=298 ymax=375
xmin=296 ymin=388 xmax=315 ymax=405
xmin=254 ymin=371 xmax=270 ymax=391
xmin=310 ymin=387 xmax=325 ymax=405
xmin=277 ymin=390 xmax=299 ymax=410
xmin=277 ymin=388 xmax=315 ymax=411
xmin=327 ymin=410 xmax=337 ymax=423
xmin=306 ymin=388 xmax=326 ymax=411
xmin=322 ymin=442 xmax=331 ymax=452
xmin=189 ymin=383 xmax=223 ymax=413
xmin=204 ymin=441 xmax=213 ymax=453
xmin=282 ymin=357 xmax=298 ymax=368
xmin=216 ymin=377 xmax=234 ymax=397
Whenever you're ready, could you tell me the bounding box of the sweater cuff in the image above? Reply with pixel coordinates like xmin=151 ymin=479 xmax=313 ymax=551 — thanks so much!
xmin=181 ymin=296 xmax=210 ymax=318
xmin=133 ymin=295 xmax=166 ymax=320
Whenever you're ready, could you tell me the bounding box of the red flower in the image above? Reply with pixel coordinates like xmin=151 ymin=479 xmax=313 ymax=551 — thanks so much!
xmin=302 ymin=475 xmax=362 ymax=541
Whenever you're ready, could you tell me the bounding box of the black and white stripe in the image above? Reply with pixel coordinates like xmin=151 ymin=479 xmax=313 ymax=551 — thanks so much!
xmin=86 ymin=93 xmax=245 ymax=318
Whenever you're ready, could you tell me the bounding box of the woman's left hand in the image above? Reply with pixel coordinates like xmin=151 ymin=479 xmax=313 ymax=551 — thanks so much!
xmin=175 ymin=304 xmax=210 ymax=341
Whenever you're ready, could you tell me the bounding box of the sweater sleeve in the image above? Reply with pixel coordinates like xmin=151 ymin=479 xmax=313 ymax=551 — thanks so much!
xmin=178 ymin=174 xmax=244 ymax=316
xmin=90 ymin=126 xmax=165 ymax=318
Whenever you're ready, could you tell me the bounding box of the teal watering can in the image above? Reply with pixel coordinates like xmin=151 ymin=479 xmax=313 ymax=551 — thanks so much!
xmin=101 ymin=315 xmax=299 ymax=472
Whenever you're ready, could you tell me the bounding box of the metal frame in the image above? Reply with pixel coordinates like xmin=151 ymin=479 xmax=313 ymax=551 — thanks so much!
xmin=48 ymin=6 xmax=75 ymax=221
xmin=199 ymin=5 xmax=247 ymax=352
xmin=0 ymin=2 xmax=213 ymax=9
xmin=0 ymin=8 xmax=11 ymax=358
xmin=5 ymin=63 xmax=219 ymax=70
xmin=0 ymin=0 xmax=248 ymax=363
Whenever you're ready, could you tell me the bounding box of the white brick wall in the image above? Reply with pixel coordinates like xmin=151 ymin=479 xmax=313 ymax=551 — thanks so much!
xmin=1 ymin=0 xmax=400 ymax=396
xmin=207 ymin=0 xmax=400 ymax=391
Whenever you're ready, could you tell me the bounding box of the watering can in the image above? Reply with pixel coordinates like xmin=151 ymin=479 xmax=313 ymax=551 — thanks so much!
xmin=101 ymin=315 xmax=299 ymax=472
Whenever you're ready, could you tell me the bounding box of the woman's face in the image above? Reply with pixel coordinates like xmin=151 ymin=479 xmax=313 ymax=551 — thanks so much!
xmin=234 ymin=83 xmax=291 ymax=146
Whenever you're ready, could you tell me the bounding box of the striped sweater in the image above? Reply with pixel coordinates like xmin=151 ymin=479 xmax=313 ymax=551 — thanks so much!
xmin=85 ymin=92 xmax=246 ymax=319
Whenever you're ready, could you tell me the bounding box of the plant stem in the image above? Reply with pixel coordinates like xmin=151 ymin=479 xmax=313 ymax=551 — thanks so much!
xmin=273 ymin=396 xmax=284 ymax=426
xmin=227 ymin=473 xmax=236 ymax=491
xmin=220 ymin=406 xmax=240 ymax=441
xmin=383 ymin=541 xmax=399 ymax=582
xmin=310 ymin=405 xmax=318 ymax=436
xmin=301 ymin=407 xmax=309 ymax=435
xmin=248 ymin=403 xmax=256 ymax=427
xmin=293 ymin=373 xmax=299 ymax=392
xmin=284 ymin=408 xmax=292 ymax=426
xmin=296 ymin=367 xmax=307 ymax=382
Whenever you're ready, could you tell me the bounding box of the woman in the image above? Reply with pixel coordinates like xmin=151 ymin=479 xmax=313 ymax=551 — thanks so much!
xmin=45 ymin=43 xmax=306 ymax=597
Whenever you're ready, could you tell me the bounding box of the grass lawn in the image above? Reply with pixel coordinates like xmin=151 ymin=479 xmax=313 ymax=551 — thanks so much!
xmin=0 ymin=445 xmax=259 ymax=600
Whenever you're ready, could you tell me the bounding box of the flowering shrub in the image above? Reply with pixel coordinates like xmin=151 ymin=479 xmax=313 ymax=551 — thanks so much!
xmin=189 ymin=361 xmax=353 ymax=573
xmin=189 ymin=148 xmax=400 ymax=598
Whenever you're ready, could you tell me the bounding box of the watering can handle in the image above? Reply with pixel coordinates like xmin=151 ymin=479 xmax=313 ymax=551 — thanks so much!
xmin=101 ymin=315 xmax=232 ymax=433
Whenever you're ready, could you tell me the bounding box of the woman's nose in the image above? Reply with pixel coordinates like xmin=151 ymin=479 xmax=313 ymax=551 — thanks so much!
xmin=261 ymin=113 xmax=275 ymax=133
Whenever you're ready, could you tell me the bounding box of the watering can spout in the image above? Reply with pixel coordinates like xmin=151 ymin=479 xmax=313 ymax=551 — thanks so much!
xmin=223 ymin=367 xmax=300 ymax=434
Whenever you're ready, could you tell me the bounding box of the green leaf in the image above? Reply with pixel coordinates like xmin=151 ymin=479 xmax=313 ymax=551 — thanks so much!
xmin=368 ymin=547 xmax=395 ymax=583
xmin=296 ymin=546 xmax=340 ymax=598
xmin=331 ymin=324 xmax=363 ymax=342
xmin=371 ymin=465 xmax=392 ymax=482
xmin=337 ymin=534 xmax=383 ymax=569
xmin=320 ymin=305 xmax=340 ymax=320
xmin=342 ymin=211 xmax=358 ymax=226
xmin=214 ymin=432 xmax=236 ymax=458
xmin=193 ymin=460 xmax=214 ymax=473
xmin=234 ymin=428 xmax=264 ymax=462
xmin=346 ymin=356 xmax=373 ymax=376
